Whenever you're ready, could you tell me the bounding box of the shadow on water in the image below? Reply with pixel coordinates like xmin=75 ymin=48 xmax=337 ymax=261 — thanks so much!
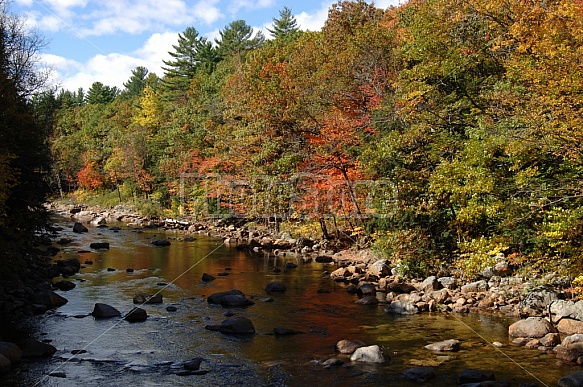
xmin=0 ymin=216 xmax=580 ymax=386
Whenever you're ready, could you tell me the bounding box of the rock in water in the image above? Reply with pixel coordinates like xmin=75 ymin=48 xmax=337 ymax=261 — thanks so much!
xmin=151 ymin=239 xmax=171 ymax=246
xmin=207 ymin=290 xmax=244 ymax=305
xmin=508 ymin=317 xmax=557 ymax=338
xmin=402 ymin=367 xmax=436 ymax=383
xmin=0 ymin=342 xmax=22 ymax=363
xmin=33 ymin=290 xmax=68 ymax=309
xmin=424 ymin=339 xmax=460 ymax=352
xmin=92 ymin=303 xmax=121 ymax=318
xmin=124 ymin=308 xmax=147 ymax=322
xmin=559 ymin=371 xmax=583 ymax=387
xmin=89 ymin=242 xmax=110 ymax=250
xmin=265 ymin=282 xmax=287 ymax=293
xmin=19 ymin=339 xmax=57 ymax=358
xmin=350 ymin=345 xmax=385 ymax=363
xmin=201 ymin=273 xmax=216 ymax=282
xmin=206 ymin=316 xmax=255 ymax=335
xmin=336 ymin=340 xmax=366 ymax=354
xmin=73 ymin=222 xmax=88 ymax=233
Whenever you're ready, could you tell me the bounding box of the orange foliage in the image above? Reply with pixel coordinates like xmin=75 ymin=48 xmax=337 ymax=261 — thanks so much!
xmin=77 ymin=161 xmax=105 ymax=190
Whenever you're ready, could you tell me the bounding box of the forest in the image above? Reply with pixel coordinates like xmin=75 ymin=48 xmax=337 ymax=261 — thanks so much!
xmin=9 ymin=0 xmax=583 ymax=280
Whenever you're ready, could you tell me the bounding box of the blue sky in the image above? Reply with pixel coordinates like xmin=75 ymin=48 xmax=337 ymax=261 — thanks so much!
xmin=11 ymin=0 xmax=401 ymax=91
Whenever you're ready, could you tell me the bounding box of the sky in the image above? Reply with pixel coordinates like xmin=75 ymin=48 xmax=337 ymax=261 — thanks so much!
xmin=10 ymin=0 xmax=402 ymax=92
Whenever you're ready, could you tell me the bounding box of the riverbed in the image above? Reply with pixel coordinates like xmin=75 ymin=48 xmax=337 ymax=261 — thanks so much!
xmin=1 ymin=218 xmax=579 ymax=386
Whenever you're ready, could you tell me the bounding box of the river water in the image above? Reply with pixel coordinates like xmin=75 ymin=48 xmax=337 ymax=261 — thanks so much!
xmin=1 ymin=218 xmax=579 ymax=386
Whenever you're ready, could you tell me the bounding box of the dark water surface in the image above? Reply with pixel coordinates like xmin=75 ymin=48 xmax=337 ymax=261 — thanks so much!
xmin=1 ymin=218 xmax=579 ymax=386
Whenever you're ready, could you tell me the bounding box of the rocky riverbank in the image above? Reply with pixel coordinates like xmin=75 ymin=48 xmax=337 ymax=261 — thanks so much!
xmin=4 ymin=201 xmax=583 ymax=384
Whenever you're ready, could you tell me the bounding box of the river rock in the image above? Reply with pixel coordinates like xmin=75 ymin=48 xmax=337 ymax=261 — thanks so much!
xmin=220 ymin=294 xmax=255 ymax=308
xmin=285 ymin=262 xmax=297 ymax=269
xmin=133 ymin=294 xmax=163 ymax=304
xmin=53 ymin=280 xmax=76 ymax=291
xmin=206 ymin=316 xmax=255 ymax=335
xmin=335 ymin=339 xmax=366 ymax=354
xmin=551 ymin=300 xmax=583 ymax=322
xmin=438 ymin=276 xmax=457 ymax=289
xmin=124 ymin=307 xmax=147 ymax=322
xmin=401 ymin=367 xmax=436 ymax=383
xmin=273 ymin=328 xmax=303 ymax=335
xmin=89 ymin=242 xmax=109 ymax=250
xmin=562 ymin=334 xmax=583 ymax=347
xmin=265 ymin=282 xmax=287 ymax=293
xmin=386 ymin=300 xmax=418 ymax=315
xmin=558 ymin=319 xmax=583 ymax=335
xmin=201 ymin=273 xmax=216 ymax=282
xmin=330 ymin=268 xmax=351 ymax=281
xmin=508 ymin=317 xmax=557 ymax=338
xmin=520 ymin=285 xmax=560 ymax=314
xmin=19 ymin=338 xmax=57 ymax=358
xmin=315 ymin=255 xmax=333 ymax=263
xmin=184 ymin=358 xmax=203 ymax=371
xmin=457 ymin=369 xmax=495 ymax=384
xmin=208 ymin=290 xmax=245 ymax=305
xmin=357 ymin=283 xmax=376 ymax=296
xmin=420 ymin=276 xmax=440 ymax=292
xmin=369 ymin=259 xmax=390 ymax=277
xmin=355 ymin=295 xmax=379 ymax=305
xmin=73 ymin=222 xmax=88 ymax=233
xmin=427 ymin=288 xmax=449 ymax=304
xmin=92 ymin=303 xmax=121 ymax=318
xmin=90 ymin=217 xmax=107 ymax=226
xmin=350 ymin=345 xmax=385 ymax=363
xmin=57 ymin=258 xmax=81 ymax=276
xmin=0 ymin=342 xmax=22 ymax=363
xmin=322 ymin=358 xmax=344 ymax=367
xmin=539 ymin=332 xmax=561 ymax=347
xmin=151 ymin=239 xmax=171 ymax=246
xmin=424 ymin=339 xmax=460 ymax=352
xmin=461 ymin=280 xmax=488 ymax=293
xmin=559 ymin=370 xmax=583 ymax=387
xmin=388 ymin=281 xmax=416 ymax=294
xmin=33 ymin=289 xmax=68 ymax=309
xmin=554 ymin=343 xmax=583 ymax=363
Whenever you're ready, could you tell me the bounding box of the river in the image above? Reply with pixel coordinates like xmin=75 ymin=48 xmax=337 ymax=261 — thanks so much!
xmin=0 ymin=217 xmax=579 ymax=386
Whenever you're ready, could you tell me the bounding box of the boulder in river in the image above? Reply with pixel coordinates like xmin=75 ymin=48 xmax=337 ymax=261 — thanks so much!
xmin=386 ymin=300 xmax=418 ymax=315
xmin=355 ymin=296 xmax=378 ymax=305
xmin=89 ymin=242 xmax=110 ymax=250
xmin=207 ymin=289 xmax=244 ymax=305
xmin=350 ymin=345 xmax=385 ymax=363
xmin=273 ymin=328 xmax=303 ymax=336
xmin=401 ymin=367 xmax=436 ymax=383
xmin=133 ymin=294 xmax=163 ymax=304
xmin=557 ymin=318 xmax=583 ymax=336
xmin=33 ymin=289 xmax=68 ymax=309
xmin=124 ymin=307 xmax=147 ymax=322
xmin=457 ymin=369 xmax=496 ymax=384
xmin=559 ymin=370 xmax=583 ymax=387
xmin=265 ymin=282 xmax=287 ymax=293
xmin=53 ymin=280 xmax=76 ymax=291
xmin=356 ymin=283 xmax=376 ymax=296
xmin=151 ymin=239 xmax=171 ymax=247
xmin=201 ymin=273 xmax=216 ymax=282
xmin=73 ymin=222 xmax=88 ymax=233
xmin=205 ymin=316 xmax=255 ymax=335
xmin=508 ymin=317 xmax=557 ymax=339
xmin=335 ymin=340 xmax=366 ymax=354
xmin=19 ymin=338 xmax=57 ymax=358
xmin=92 ymin=303 xmax=121 ymax=318
xmin=220 ymin=294 xmax=255 ymax=308
xmin=424 ymin=339 xmax=460 ymax=352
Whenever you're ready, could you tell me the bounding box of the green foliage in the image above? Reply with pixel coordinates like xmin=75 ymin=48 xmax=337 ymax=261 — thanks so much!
xmin=268 ymin=6 xmax=300 ymax=40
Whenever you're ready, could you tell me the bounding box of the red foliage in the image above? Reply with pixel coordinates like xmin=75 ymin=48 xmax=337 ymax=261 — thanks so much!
xmin=77 ymin=161 xmax=105 ymax=190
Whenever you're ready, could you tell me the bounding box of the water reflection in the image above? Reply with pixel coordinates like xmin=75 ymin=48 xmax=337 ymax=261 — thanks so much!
xmin=0 ymin=219 xmax=579 ymax=386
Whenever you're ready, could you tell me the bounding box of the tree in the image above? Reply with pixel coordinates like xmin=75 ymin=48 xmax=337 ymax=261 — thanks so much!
xmin=0 ymin=0 xmax=50 ymax=265
xmin=267 ymin=7 xmax=300 ymax=40
xmin=121 ymin=66 xmax=149 ymax=99
xmin=85 ymin=81 xmax=119 ymax=104
xmin=216 ymin=20 xmax=265 ymax=59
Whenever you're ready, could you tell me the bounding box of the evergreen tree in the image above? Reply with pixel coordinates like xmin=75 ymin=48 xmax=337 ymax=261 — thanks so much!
xmin=216 ymin=20 xmax=265 ymax=59
xmin=85 ymin=82 xmax=119 ymax=104
xmin=267 ymin=7 xmax=300 ymax=40
xmin=121 ymin=66 xmax=149 ymax=99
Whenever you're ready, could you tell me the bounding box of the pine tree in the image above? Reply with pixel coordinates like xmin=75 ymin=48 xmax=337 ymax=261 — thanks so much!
xmin=216 ymin=20 xmax=265 ymax=59
xmin=267 ymin=7 xmax=300 ymax=40
xmin=121 ymin=66 xmax=149 ymax=99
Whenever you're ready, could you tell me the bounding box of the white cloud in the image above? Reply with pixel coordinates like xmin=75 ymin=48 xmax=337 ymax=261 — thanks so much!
xmin=296 ymin=1 xmax=333 ymax=32
xmin=192 ymin=0 xmax=223 ymax=25
xmin=46 ymin=31 xmax=179 ymax=91
xmin=227 ymin=0 xmax=276 ymax=15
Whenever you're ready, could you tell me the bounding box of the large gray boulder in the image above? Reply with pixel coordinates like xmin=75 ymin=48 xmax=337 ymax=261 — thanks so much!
xmin=508 ymin=317 xmax=557 ymax=339
xmin=461 ymin=280 xmax=488 ymax=293
xmin=350 ymin=345 xmax=385 ymax=363
xmin=368 ymin=259 xmax=390 ymax=277
xmin=557 ymin=318 xmax=583 ymax=335
xmin=551 ymin=300 xmax=583 ymax=322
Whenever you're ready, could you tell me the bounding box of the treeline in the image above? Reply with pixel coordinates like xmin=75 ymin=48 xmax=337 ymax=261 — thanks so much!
xmin=40 ymin=1 xmax=583 ymax=279
xmin=0 ymin=0 xmax=51 ymax=273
